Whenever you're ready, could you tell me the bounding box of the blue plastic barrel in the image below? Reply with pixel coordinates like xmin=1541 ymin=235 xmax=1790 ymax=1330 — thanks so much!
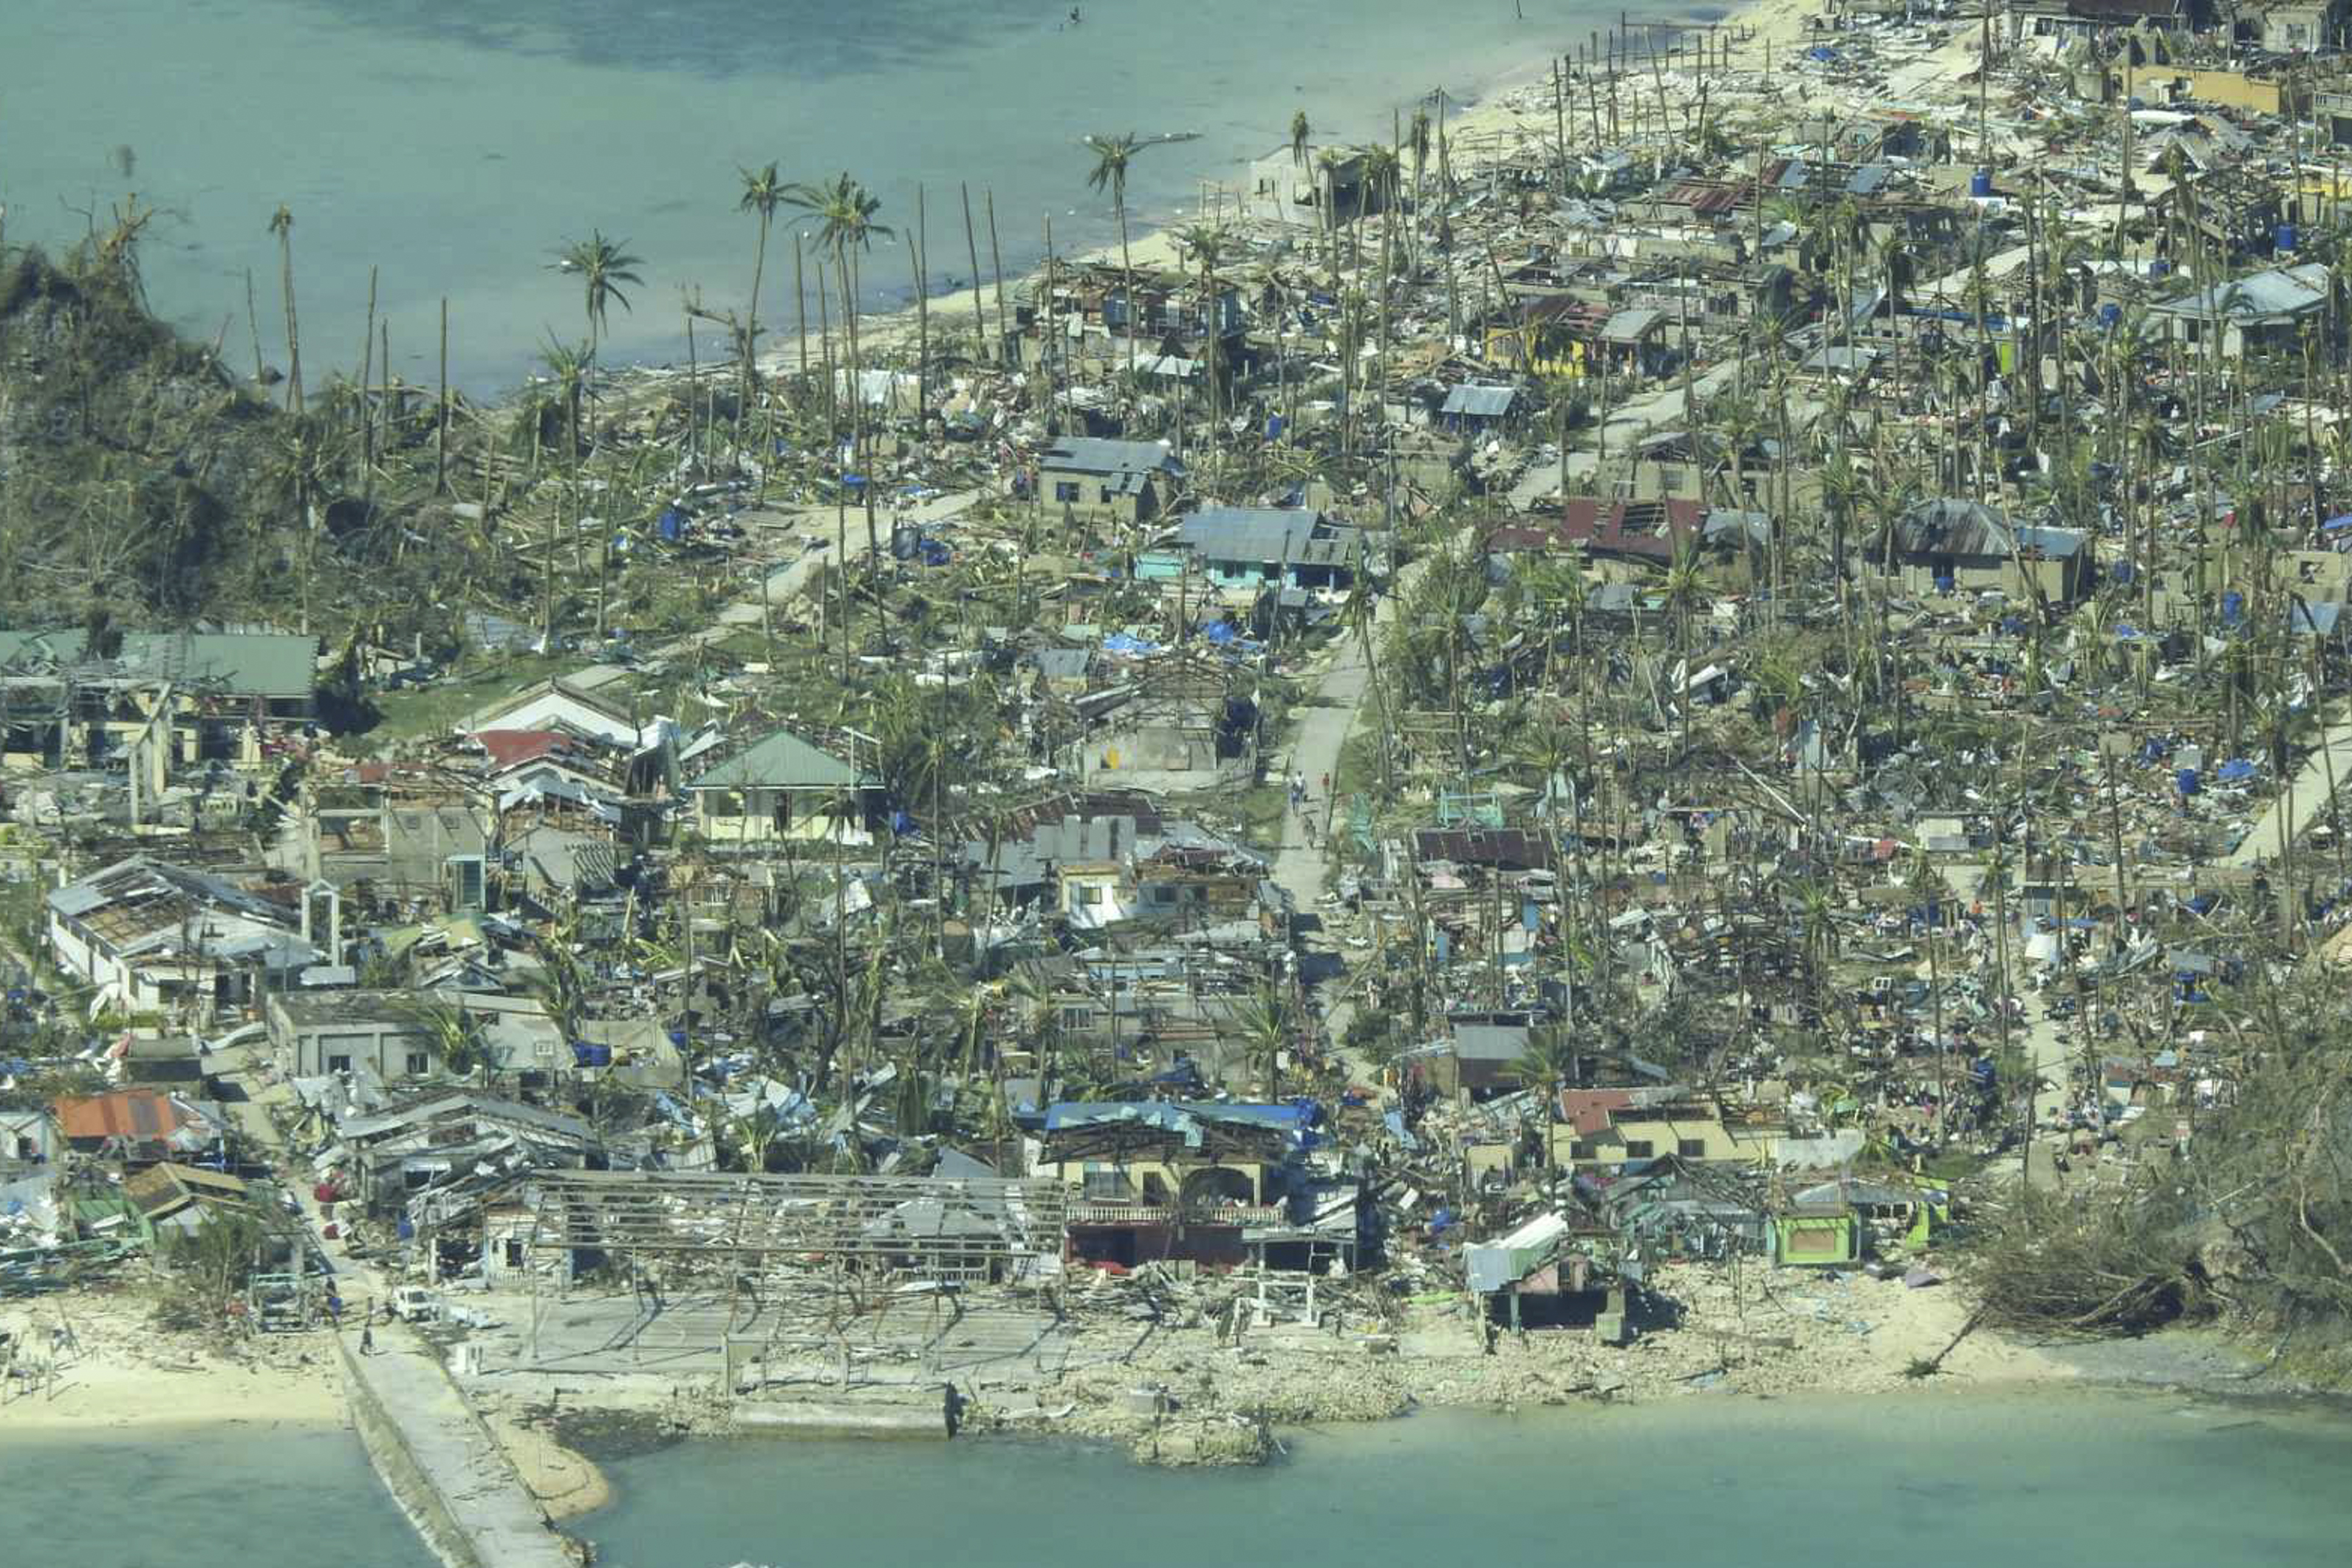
xmin=1969 ymin=169 xmax=1992 ymax=197
xmin=2276 ymin=223 xmax=2297 ymax=253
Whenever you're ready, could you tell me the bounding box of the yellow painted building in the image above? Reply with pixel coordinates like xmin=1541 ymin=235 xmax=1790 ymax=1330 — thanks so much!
xmin=2121 ymin=66 xmax=2303 ymax=118
xmin=1551 ymin=1102 xmax=1783 ymax=1171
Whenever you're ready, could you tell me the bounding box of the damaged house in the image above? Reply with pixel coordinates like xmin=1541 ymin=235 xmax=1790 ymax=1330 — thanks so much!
xmin=47 ymin=857 xmax=321 ymax=1017
xmin=1039 ymin=1099 xmax=1349 ymax=1269
xmin=1867 ymin=498 xmax=2093 ymax=603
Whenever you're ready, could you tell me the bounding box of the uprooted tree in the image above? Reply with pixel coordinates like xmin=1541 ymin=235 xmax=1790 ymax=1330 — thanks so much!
xmin=1964 ymin=967 xmax=2352 ymax=1361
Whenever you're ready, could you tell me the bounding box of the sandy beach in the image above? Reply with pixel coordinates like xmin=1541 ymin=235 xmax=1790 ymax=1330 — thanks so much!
xmin=739 ymin=0 xmax=1836 ymax=393
xmin=1 ymin=1284 xmax=347 ymax=1434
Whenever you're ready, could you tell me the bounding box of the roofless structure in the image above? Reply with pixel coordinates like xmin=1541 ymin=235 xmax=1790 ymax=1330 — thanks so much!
xmin=516 ymin=1171 xmax=1072 ymax=1383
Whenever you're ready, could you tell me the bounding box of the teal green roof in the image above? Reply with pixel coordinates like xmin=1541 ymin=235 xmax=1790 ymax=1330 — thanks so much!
xmin=0 ymin=630 xmax=318 ymax=696
xmin=688 ymin=728 xmax=871 ymax=791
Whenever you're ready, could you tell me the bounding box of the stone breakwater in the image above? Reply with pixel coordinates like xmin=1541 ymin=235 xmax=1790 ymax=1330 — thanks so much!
xmin=341 ymin=1326 xmax=584 ymax=1568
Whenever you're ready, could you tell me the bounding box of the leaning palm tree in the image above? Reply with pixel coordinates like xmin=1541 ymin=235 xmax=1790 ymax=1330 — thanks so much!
xmin=1361 ymin=141 xmax=1402 ymax=419
xmin=1175 ymin=221 xmax=1228 ymax=454
xmin=398 ymin=997 xmax=493 ymax=1090
xmin=1508 ymin=1024 xmax=1579 ymax=1107
xmin=787 ymin=172 xmax=893 ymax=663
xmin=267 ymin=205 xmax=303 ymax=414
xmin=261 ymin=415 xmax=339 ymax=633
xmin=1315 ymin=146 xmax=1354 ymax=281
xmin=535 ymin=336 xmax=589 ymax=646
xmin=1407 ymin=106 xmax=1432 ymax=271
xmin=1234 ymin=983 xmax=1294 ymax=1099
xmin=736 ymin=162 xmax=785 ymax=432
xmin=1084 ymin=132 xmax=1152 ymax=395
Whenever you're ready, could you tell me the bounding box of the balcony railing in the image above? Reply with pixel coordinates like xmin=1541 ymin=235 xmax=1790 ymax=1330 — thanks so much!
xmin=1070 ymin=1201 xmax=1289 ymax=1227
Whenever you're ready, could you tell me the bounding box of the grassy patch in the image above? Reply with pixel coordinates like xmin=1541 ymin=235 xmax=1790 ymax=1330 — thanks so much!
xmin=1167 ymin=781 xmax=1290 ymax=852
xmin=1921 ymin=1150 xmax=1994 ymax=1182
xmin=367 ymin=651 xmax=571 ymax=742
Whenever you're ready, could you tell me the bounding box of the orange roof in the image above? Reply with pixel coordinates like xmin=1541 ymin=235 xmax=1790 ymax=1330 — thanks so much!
xmin=52 ymin=1088 xmax=196 ymax=1143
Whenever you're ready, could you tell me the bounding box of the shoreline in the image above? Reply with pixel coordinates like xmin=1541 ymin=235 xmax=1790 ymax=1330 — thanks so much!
xmin=491 ymin=1269 xmax=2343 ymax=1522
xmin=0 ymin=1286 xmax=349 ymax=1435
xmin=543 ymin=1320 xmax=2350 ymax=1527
xmin=709 ymin=4 xmax=1818 ymax=402
xmin=725 ymin=11 xmax=1658 ymax=393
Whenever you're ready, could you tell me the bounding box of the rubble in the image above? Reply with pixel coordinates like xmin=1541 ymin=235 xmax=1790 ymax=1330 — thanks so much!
xmin=10 ymin=0 xmax=2352 ymax=1494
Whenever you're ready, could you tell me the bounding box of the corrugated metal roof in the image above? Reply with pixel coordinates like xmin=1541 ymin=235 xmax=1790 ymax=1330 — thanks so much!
xmin=1845 ymin=162 xmax=1893 ymax=196
xmin=1178 ymin=506 xmax=1325 ymax=565
xmin=1439 ymin=384 xmax=1518 ymax=417
xmin=1041 ymin=437 xmax=1183 ymax=478
xmin=688 ymin=726 xmax=872 ymax=791
xmin=1454 ymin=1021 xmax=1531 ymax=1060
xmin=1411 ymin=828 xmax=1554 ymax=870
xmin=47 ymin=856 xmax=293 ymax=929
xmin=1599 ymin=308 xmax=1663 ymax=343
xmin=2152 ymin=262 xmax=2330 ymax=322
xmin=52 ymin=1089 xmax=199 ymax=1143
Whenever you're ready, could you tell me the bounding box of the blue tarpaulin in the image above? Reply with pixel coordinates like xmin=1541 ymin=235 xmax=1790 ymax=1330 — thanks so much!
xmin=2216 ymin=758 xmax=2258 ymax=783
xmin=1101 ymin=632 xmax=1161 ymax=655
xmin=657 ymin=506 xmax=686 ymax=542
xmin=2176 ymin=768 xmax=2201 ymax=797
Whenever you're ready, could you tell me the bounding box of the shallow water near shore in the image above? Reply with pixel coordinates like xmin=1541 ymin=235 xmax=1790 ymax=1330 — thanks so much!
xmin=12 ymin=0 xmax=1617 ymax=394
xmin=0 ymin=1422 xmax=436 ymax=1568
xmin=581 ymin=1391 xmax=2352 ymax=1568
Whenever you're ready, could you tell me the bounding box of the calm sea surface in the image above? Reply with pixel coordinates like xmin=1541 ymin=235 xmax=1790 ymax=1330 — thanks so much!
xmin=8 ymin=0 xmax=1613 ymax=394
xmin=0 ymin=1422 xmax=434 ymax=1568
xmin=5 ymin=1392 xmax=2347 ymax=1566
xmin=582 ymin=1393 xmax=2352 ymax=1568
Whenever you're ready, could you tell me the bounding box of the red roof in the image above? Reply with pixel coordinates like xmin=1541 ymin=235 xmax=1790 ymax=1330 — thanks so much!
xmin=473 ymin=729 xmax=581 ymax=771
xmin=52 ymin=1088 xmax=196 ymax=1143
xmin=1557 ymin=1089 xmax=1635 ymax=1136
xmin=1554 ymin=497 xmax=1708 ymax=562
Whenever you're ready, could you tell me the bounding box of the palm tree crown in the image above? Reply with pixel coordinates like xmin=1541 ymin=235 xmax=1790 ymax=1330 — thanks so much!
xmin=738 ymin=161 xmax=785 ymax=320
xmin=1083 ymin=132 xmax=1140 ymax=206
xmin=788 ymin=171 xmax=892 ymax=263
xmin=555 ymin=230 xmax=646 ymax=352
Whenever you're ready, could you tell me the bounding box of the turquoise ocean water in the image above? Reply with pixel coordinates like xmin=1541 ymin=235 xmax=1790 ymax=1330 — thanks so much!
xmin=6 ymin=1391 xmax=2348 ymax=1566
xmin=7 ymin=0 xmax=1615 ymax=394
xmin=0 ymin=1423 xmax=435 ymax=1568
xmin=581 ymin=1394 xmax=2352 ymax=1568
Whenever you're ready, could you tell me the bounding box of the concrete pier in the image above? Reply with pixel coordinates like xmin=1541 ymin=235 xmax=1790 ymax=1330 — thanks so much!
xmin=340 ymin=1326 xmax=578 ymax=1568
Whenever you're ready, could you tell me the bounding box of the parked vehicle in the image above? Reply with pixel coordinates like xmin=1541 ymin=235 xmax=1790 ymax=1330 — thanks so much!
xmin=391 ymin=1286 xmax=443 ymax=1324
